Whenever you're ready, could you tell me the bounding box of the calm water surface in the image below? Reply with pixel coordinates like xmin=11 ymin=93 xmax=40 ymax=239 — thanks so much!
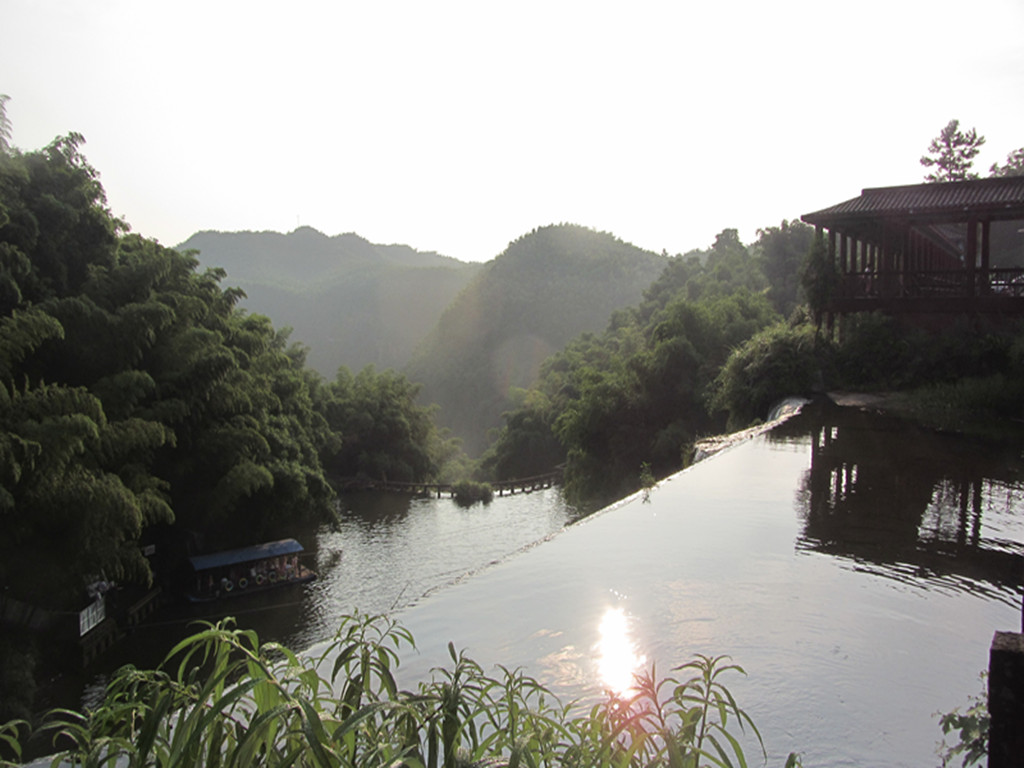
xmin=308 ymin=402 xmax=1023 ymax=768
xmin=94 ymin=402 xmax=1024 ymax=767
xmin=292 ymin=486 xmax=585 ymax=649
xmin=90 ymin=483 xmax=582 ymax=688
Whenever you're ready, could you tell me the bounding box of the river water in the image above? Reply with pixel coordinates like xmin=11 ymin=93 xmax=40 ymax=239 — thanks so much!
xmin=86 ymin=401 xmax=1024 ymax=767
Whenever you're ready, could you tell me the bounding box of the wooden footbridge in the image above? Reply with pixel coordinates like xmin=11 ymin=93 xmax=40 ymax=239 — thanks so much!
xmin=355 ymin=469 xmax=562 ymax=498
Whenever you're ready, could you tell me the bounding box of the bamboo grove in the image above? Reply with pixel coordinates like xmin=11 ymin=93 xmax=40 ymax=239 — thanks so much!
xmin=0 ymin=131 xmax=449 ymax=614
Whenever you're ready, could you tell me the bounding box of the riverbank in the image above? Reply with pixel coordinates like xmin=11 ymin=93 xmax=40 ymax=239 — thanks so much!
xmin=826 ymin=390 xmax=896 ymax=409
xmin=832 ymin=382 xmax=1024 ymax=445
xmin=695 ymin=386 xmax=1024 ymax=465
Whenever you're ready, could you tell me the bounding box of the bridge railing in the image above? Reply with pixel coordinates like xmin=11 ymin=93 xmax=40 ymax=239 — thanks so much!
xmin=348 ymin=470 xmax=563 ymax=498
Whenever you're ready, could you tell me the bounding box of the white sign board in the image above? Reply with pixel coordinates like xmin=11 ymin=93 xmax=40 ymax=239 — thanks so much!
xmin=79 ymin=597 xmax=105 ymax=637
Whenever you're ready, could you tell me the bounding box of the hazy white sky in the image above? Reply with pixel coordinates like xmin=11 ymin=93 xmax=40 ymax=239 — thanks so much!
xmin=4 ymin=0 xmax=1023 ymax=263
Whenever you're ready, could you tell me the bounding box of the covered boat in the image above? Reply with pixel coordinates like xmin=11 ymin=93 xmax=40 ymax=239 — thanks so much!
xmin=186 ymin=538 xmax=316 ymax=602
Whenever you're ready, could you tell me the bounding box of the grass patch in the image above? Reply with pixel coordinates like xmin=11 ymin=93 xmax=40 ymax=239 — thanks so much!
xmin=887 ymin=374 xmax=1024 ymax=438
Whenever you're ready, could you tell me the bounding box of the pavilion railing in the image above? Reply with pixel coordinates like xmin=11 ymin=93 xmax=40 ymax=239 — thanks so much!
xmin=835 ymin=267 xmax=1024 ymax=300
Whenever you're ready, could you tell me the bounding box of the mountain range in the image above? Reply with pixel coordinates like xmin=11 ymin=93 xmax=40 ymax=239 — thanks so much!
xmin=177 ymin=227 xmax=482 ymax=375
xmin=178 ymin=224 xmax=669 ymax=454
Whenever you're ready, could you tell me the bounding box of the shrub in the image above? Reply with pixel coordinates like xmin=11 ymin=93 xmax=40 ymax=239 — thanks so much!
xmin=0 ymin=628 xmax=36 ymax=724
xmin=452 ymin=480 xmax=494 ymax=507
xmin=710 ymin=322 xmax=823 ymax=429
xmin=832 ymin=314 xmax=1014 ymax=390
xmin=832 ymin=312 xmax=916 ymax=388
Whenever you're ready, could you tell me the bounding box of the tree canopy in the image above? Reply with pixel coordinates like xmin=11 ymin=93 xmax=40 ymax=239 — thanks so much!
xmin=990 ymin=147 xmax=1024 ymax=178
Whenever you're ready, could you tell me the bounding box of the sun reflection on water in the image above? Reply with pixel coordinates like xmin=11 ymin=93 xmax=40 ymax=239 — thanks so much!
xmin=596 ymin=606 xmax=646 ymax=695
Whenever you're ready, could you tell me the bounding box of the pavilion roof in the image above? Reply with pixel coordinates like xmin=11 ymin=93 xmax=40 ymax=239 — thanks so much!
xmin=803 ymin=176 xmax=1024 ymax=228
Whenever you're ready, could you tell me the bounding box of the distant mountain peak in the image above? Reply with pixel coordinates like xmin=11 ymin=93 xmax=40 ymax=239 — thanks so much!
xmin=407 ymin=228 xmax=669 ymax=454
xmin=175 ymin=228 xmax=467 ymax=286
xmin=288 ymin=225 xmax=331 ymax=240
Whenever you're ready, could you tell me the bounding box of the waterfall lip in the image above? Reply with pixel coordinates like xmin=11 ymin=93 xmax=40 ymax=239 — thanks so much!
xmin=692 ymin=396 xmax=810 ymax=463
xmin=826 ymin=391 xmax=896 ymax=410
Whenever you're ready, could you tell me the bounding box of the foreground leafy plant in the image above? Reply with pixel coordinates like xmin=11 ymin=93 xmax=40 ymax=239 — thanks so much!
xmin=639 ymin=462 xmax=655 ymax=503
xmin=0 ymin=719 xmax=28 ymax=768
xmin=936 ymin=673 xmax=988 ymax=768
xmin=7 ymin=613 xmax=801 ymax=767
xmin=31 ymin=614 xmax=417 ymax=768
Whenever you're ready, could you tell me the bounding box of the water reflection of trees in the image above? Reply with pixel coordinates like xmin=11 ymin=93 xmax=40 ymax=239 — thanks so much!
xmin=337 ymin=490 xmax=415 ymax=528
xmin=770 ymin=403 xmax=1024 ymax=605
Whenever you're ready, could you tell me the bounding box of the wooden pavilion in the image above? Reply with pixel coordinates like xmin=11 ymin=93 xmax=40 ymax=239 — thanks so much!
xmin=801 ymin=176 xmax=1024 ymax=321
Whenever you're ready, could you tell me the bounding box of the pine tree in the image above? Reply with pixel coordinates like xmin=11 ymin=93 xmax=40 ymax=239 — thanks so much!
xmin=0 ymin=94 xmax=11 ymax=155
xmin=920 ymin=119 xmax=986 ymax=182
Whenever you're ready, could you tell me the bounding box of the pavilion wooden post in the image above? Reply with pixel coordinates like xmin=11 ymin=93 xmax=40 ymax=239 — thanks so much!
xmin=966 ymin=218 xmax=978 ymax=298
xmin=980 ymin=220 xmax=991 ymax=295
xmin=988 ymin=632 xmax=1024 ymax=767
xmin=880 ymin=224 xmax=893 ymax=297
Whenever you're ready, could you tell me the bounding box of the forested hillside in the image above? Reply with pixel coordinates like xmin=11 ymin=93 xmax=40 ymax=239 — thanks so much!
xmin=178 ymin=228 xmax=482 ymax=375
xmin=405 ymin=224 xmax=670 ymax=455
xmin=479 ymin=224 xmax=815 ymax=502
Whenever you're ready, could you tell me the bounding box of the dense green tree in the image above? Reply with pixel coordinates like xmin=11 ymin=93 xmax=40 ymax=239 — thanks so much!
xmin=154 ymin=313 xmax=339 ymax=544
xmin=477 ymin=388 xmax=563 ymax=481
xmin=637 ymin=252 xmax=704 ymax=318
xmin=320 ymin=366 xmax=441 ymax=484
xmin=0 ymin=135 xmax=170 ymax=604
xmin=920 ymin=119 xmax=986 ymax=182
xmin=753 ymin=220 xmax=815 ymax=317
xmin=551 ymin=290 xmax=778 ymax=500
xmin=0 ymin=291 xmax=177 ymax=603
xmin=682 ymin=229 xmax=767 ymax=302
xmin=990 ymin=147 xmax=1024 ymax=177
xmin=800 ymin=230 xmax=838 ymax=329
xmin=0 ymin=380 xmax=173 ymax=604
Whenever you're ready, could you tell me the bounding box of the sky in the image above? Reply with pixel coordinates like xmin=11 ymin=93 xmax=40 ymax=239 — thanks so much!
xmin=4 ymin=0 xmax=1023 ymax=263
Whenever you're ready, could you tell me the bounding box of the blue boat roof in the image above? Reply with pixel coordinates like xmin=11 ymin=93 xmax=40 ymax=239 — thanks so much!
xmin=188 ymin=538 xmax=305 ymax=572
